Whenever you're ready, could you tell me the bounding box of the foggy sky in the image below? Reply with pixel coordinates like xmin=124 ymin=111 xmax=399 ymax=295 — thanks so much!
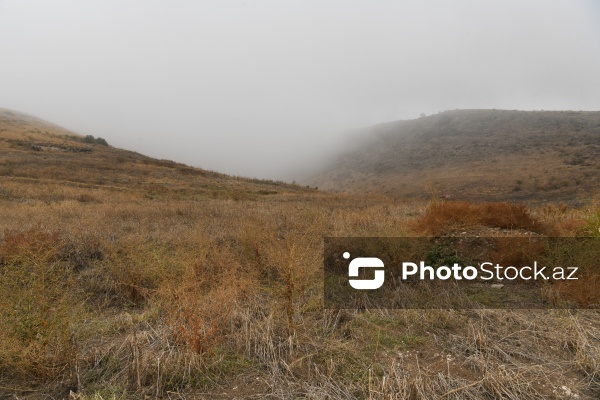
xmin=1 ymin=0 xmax=600 ymax=180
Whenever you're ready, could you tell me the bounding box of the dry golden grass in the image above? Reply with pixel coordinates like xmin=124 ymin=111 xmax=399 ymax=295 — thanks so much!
xmin=0 ymin=110 xmax=599 ymax=399
xmin=1 ymin=189 xmax=598 ymax=398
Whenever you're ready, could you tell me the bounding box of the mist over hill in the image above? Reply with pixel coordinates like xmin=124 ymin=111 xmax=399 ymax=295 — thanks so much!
xmin=0 ymin=108 xmax=310 ymax=202
xmin=307 ymin=109 xmax=600 ymax=204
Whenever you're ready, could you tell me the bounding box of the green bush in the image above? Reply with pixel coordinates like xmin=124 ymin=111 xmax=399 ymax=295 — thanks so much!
xmin=83 ymin=135 xmax=109 ymax=146
xmin=83 ymin=134 xmax=96 ymax=144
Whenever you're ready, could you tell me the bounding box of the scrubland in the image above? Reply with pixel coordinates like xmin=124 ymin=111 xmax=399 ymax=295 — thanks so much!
xmin=1 ymin=183 xmax=599 ymax=399
xmin=0 ymin=109 xmax=599 ymax=399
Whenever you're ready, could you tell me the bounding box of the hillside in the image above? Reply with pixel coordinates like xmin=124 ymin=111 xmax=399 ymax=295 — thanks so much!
xmin=308 ymin=110 xmax=600 ymax=204
xmin=0 ymin=108 xmax=310 ymax=203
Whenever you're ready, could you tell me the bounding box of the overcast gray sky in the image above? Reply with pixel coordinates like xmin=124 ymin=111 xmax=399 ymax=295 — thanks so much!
xmin=1 ymin=0 xmax=599 ymax=180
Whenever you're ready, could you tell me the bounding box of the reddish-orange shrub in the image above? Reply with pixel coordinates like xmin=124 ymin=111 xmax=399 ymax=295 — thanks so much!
xmin=547 ymin=273 xmax=600 ymax=308
xmin=413 ymin=201 xmax=545 ymax=235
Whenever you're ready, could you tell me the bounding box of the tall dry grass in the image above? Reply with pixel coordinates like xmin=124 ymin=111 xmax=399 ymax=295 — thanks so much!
xmin=0 ymin=180 xmax=598 ymax=398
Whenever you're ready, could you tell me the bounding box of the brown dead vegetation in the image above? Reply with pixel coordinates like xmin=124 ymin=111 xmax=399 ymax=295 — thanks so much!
xmin=412 ymin=200 xmax=545 ymax=236
xmin=0 ymin=110 xmax=598 ymax=399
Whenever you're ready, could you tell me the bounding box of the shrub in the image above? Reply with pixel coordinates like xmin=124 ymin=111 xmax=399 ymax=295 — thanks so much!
xmin=478 ymin=202 xmax=539 ymax=231
xmin=83 ymin=134 xmax=96 ymax=144
xmin=413 ymin=201 xmax=544 ymax=235
xmin=82 ymin=134 xmax=109 ymax=146
xmin=545 ymin=273 xmax=600 ymax=308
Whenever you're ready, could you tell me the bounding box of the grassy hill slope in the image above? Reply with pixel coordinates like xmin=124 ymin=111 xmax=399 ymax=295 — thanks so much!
xmin=0 ymin=108 xmax=310 ymax=203
xmin=308 ymin=110 xmax=600 ymax=204
xmin=0 ymin=109 xmax=599 ymax=399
